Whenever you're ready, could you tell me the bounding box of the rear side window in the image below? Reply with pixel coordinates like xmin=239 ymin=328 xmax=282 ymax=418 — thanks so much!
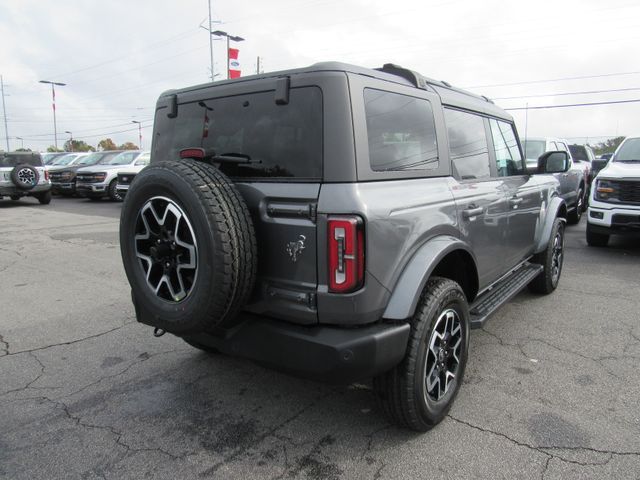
xmin=0 ymin=153 xmax=43 ymax=167
xmin=444 ymin=108 xmax=490 ymax=180
xmin=569 ymin=145 xmax=588 ymax=161
xmin=364 ymin=89 xmax=438 ymax=171
xmin=155 ymin=87 xmax=323 ymax=179
xmin=489 ymin=119 xmax=524 ymax=176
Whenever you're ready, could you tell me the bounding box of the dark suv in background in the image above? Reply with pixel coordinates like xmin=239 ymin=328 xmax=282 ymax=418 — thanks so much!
xmin=119 ymin=62 xmax=569 ymax=431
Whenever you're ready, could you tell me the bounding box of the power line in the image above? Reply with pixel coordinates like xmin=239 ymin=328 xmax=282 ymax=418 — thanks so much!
xmin=505 ymin=98 xmax=640 ymax=111
xmin=468 ymin=71 xmax=640 ymax=89
xmin=493 ymin=86 xmax=640 ymax=100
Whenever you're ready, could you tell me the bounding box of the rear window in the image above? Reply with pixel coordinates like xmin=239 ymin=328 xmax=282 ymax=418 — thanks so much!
xmin=569 ymin=145 xmax=588 ymax=161
xmin=154 ymin=87 xmax=323 ymax=180
xmin=0 ymin=153 xmax=43 ymax=167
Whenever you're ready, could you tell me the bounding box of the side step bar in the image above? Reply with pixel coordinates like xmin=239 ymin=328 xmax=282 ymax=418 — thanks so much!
xmin=469 ymin=263 xmax=543 ymax=329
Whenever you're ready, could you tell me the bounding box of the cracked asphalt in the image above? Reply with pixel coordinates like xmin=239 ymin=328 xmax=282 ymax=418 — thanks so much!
xmin=1 ymin=195 xmax=639 ymax=479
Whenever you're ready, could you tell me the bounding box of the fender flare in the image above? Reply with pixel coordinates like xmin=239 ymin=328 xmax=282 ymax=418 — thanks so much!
xmin=534 ymin=196 xmax=567 ymax=254
xmin=382 ymin=235 xmax=476 ymax=320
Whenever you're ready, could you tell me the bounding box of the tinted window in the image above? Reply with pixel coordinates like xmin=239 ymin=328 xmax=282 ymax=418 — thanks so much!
xmin=444 ymin=108 xmax=490 ymax=180
xmin=569 ymin=145 xmax=588 ymax=161
xmin=155 ymin=87 xmax=323 ymax=179
xmin=364 ymin=89 xmax=438 ymax=171
xmin=489 ymin=119 xmax=524 ymax=176
xmin=0 ymin=153 xmax=43 ymax=167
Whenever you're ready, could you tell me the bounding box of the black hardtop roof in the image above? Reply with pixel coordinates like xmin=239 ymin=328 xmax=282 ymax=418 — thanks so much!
xmin=0 ymin=151 xmax=42 ymax=158
xmin=159 ymin=61 xmax=512 ymax=120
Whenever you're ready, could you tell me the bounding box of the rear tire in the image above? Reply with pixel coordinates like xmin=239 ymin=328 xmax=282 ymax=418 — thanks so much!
xmin=120 ymin=160 xmax=257 ymax=334
xmin=529 ymin=217 xmax=564 ymax=294
xmin=36 ymin=191 xmax=52 ymax=205
xmin=373 ymin=277 xmax=470 ymax=431
xmin=586 ymin=223 xmax=609 ymax=247
xmin=566 ymin=188 xmax=583 ymax=225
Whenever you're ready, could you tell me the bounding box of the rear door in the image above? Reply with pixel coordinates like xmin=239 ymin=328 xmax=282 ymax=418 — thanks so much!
xmin=444 ymin=107 xmax=510 ymax=289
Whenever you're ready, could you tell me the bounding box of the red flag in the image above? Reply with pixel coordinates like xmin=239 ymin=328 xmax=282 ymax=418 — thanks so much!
xmin=228 ymin=47 xmax=241 ymax=79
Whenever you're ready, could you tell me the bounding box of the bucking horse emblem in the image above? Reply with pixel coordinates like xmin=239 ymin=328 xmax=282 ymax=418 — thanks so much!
xmin=286 ymin=235 xmax=306 ymax=263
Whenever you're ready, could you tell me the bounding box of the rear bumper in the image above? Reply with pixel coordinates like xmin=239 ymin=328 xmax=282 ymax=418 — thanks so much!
xmin=0 ymin=183 xmax=51 ymax=196
xmin=182 ymin=314 xmax=410 ymax=384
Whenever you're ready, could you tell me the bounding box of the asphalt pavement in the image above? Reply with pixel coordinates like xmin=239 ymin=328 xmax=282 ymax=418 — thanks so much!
xmin=1 ymin=196 xmax=639 ymax=479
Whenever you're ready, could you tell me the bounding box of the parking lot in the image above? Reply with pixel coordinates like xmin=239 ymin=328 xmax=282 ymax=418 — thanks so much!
xmin=1 ymin=196 xmax=639 ymax=479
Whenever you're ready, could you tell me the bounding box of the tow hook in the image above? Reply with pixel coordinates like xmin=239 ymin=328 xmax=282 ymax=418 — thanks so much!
xmin=153 ymin=327 xmax=166 ymax=337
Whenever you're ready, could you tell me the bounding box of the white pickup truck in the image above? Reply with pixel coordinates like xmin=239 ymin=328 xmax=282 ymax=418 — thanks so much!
xmin=587 ymin=135 xmax=640 ymax=246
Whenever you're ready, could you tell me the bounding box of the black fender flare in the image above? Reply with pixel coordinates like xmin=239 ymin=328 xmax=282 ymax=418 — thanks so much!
xmin=533 ymin=195 xmax=567 ymax=254
xmin=382 ymin=235 xmax=476 ymax=320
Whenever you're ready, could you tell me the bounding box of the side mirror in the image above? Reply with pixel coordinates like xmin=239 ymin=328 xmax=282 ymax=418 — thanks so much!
xmin=537 ymin=151 xmax=570 ymax=174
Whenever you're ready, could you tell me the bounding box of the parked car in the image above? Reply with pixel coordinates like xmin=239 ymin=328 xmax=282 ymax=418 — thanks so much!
xmin=522 ymin=137 xmax=586 ymax=224
xmin=119 ymin=62 xmax=570 ymax=432
xmin=49 ymin=151 xmax=123 ymax=196
xmin=587 ymin=135 xmax=640 ymax=246
xmin=115 ymin=152 xmax=151 ymax=199
xmin=76 ymin=150 xmax=149 ymax=201
xmin=41 ymin=152 xmax=67 ymax=165
xmin=0 ymin=151 xmax=52 ymax=204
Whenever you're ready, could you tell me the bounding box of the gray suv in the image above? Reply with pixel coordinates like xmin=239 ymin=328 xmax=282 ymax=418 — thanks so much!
xmin=120 ymin=62 xmax=569 ymax=431
xmin=0 ymin=151 xmax=52 ymax=204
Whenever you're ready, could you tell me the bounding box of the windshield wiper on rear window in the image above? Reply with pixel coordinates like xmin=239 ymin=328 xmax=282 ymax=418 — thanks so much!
xmin=211 ymin=153 xmax=262 ymax=164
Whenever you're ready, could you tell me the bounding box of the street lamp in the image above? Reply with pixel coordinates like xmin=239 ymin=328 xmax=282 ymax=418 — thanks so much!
xmin=65 ymin=131 xmax=73 ymax=152
xmin=211 ymin=30 xmax=245 ymax=80
xmin=15 ymin=136 xmax=23 ymax=149
xmin=39 ymin=80 xmax=66 ymax=151
xmin=131 ymin=120 xmax=142 ymax=150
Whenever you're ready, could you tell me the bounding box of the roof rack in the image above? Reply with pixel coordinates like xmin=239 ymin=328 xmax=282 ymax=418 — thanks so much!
xmin=377 ymin=63 xmax=494 ymax=104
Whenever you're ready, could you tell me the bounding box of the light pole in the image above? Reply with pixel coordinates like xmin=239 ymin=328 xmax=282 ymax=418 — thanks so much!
xmin=132 ymin=120 xmax=142 ymax=149
xmin=65 ymin=131 xmax=73 ymax=152
xmin=1 ymin=75 xmax=9 ymax=151
xmin=15 ymin=136 xmax=23 ymax=149
xmin=211 ymin=30 xmax=244 ymax=79
xmin=39 ymin=80 xmax=66 ymax=151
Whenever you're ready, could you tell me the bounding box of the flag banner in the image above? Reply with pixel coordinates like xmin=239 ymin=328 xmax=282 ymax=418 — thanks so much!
xmin=228 ymin=47 xmax=241 ymax=79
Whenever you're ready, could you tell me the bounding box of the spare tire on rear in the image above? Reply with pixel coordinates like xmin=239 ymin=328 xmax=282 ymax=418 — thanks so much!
xmin=11 ymin=164 xmax=39 ymax=190
xmin=120 ymin=159 xmax=257 ymax=334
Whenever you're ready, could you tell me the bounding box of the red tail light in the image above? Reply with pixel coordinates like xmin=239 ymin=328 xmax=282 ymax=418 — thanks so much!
xmin=328 ymin=216 xmax=365 ymax=293
xmin=180 ymin=148 xmax=205 ymax=159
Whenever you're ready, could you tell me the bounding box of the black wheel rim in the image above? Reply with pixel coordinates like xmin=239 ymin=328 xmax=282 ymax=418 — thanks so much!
xmin=551 ymin=226 xmax=564 ymax=286
xmin=134 ymin=196 xmax=198 ymax=302
xmin=424 ymin=309 xmax=463 ymax=402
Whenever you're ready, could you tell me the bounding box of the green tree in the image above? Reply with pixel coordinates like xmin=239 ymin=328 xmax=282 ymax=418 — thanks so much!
xmin=592 ymin=136 xmax=625 ymax=155
xmin=98 ymin=138 xmax=118 ymax=151
xmin=119 ymin=142 xmax=139 ymax=150
xmin=15 ymin=148 xmax=32 ymax=152
xmin=63 ymin=139 xmax=95 ymax=152
xmin=46 ymin=145 xmax=64 ymax=152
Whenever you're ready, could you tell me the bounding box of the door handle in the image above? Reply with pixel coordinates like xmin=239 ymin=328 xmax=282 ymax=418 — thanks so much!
xmin=509 ymin=197 xmax=523 ymax=206
xmin=462 ymin=205 xmax=484 ymax=218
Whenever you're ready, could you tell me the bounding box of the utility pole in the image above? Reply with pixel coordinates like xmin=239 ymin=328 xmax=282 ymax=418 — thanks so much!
xmin=39 ymin=80 xmax=66 ymax=151
xmin=1 ymin=75 xmax=9 ymax=151
xmin=208 ymin=0 xmax=214 ymax=82
xmin=132 ymin=120 xmax=142 ymax=149
xmin=256 ymin=56 xmax=261 ymax=74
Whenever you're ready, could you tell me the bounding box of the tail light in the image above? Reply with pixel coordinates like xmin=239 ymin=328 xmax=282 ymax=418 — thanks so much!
xmin=328 ymin=216 xmax=365 ymax=293
xmin=44 ymin=170 xmax=49 ymax=181
xmin=180 ymin=148 xmax=205 ymax=160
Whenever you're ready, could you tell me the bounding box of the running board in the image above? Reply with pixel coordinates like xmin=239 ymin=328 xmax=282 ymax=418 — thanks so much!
xmin=469 ymin=263 xmax=543 ymax=329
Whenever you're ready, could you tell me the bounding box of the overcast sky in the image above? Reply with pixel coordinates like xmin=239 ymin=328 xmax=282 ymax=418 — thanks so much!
xmin=1 ymin=0 xmax=639 ymax=151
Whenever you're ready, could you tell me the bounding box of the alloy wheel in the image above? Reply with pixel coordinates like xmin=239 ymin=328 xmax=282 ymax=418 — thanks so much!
xmin=424 ymin=308 xmax=463 ymax=402
xmin=134 ymin=196 xmax=198 ymax=302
